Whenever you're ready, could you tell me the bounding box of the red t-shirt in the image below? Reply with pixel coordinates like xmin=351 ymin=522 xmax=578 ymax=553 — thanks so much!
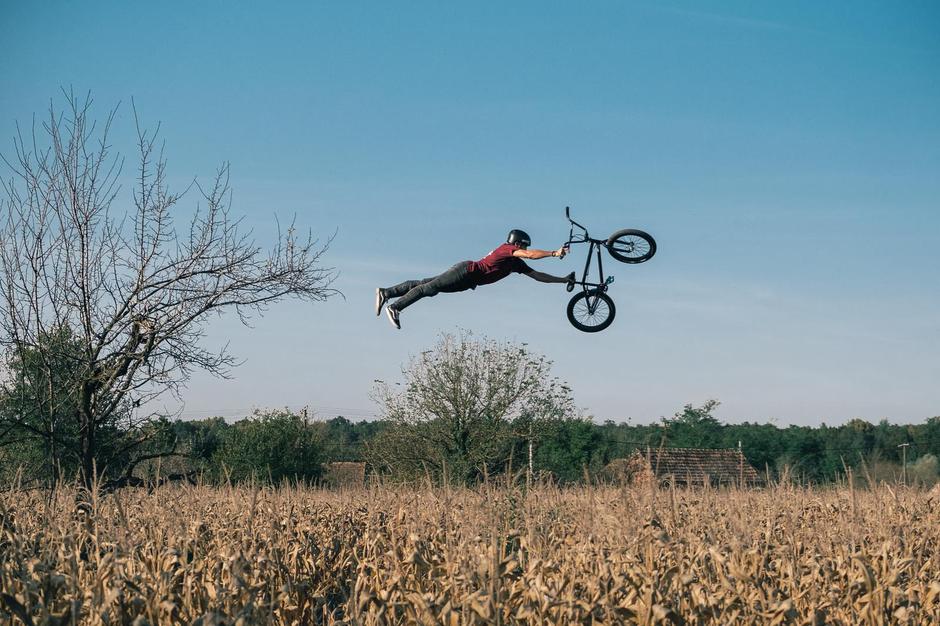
xmin=467 ymin=243 xmax=532 ymax=286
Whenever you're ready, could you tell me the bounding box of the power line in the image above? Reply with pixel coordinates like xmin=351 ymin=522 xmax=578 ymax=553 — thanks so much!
xmin=321 ymin=434 xmax=940 ymax=454
xmin=599 ymin=435 xmax=940 ymax=454
xmin=172 ymin=404 xmax=381 ymax=420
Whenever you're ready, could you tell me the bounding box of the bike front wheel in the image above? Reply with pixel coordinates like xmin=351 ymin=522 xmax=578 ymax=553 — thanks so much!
xmin=567 ymin=290 xmax=616 ymax=333
xmin=606 ymin=229 xmax=656 ymax=264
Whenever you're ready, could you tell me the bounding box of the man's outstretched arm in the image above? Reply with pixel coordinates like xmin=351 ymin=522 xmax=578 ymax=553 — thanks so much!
xmin=513 ymin=245 xmax=568 ymax=260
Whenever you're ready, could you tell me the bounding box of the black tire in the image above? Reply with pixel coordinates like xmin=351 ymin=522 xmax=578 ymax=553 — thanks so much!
xmin=566 ymin=290 xmax=616 ymax=333
xmin=606 ymin=229 xmax=656 ymax=264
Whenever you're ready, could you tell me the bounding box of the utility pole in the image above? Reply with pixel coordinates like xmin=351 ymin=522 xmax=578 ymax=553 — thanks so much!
xmin=738 ymin=440 xmax=744 ymax=488
xmin=898 ymin=443 xmax=910 ymax=486
xmin=527 ymin=421 xmax=534 ymax=489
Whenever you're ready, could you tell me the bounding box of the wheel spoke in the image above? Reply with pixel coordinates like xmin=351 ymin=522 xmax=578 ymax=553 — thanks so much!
xmin=574 ymin=296 xmax=609 ymax=327
xmin=611 ymin=236 xmax=649 ymax=257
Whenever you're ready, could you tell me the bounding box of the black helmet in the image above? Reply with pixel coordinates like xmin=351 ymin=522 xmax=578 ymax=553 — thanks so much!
xmin=507 ymin=229 xmax=531 ymax=248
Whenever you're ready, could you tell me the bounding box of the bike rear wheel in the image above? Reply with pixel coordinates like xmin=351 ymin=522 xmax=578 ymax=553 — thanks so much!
xmin=606 ymin=229 xmax=656 ymax=264
xmin=567 ymin=289 xmax=616 ymax=333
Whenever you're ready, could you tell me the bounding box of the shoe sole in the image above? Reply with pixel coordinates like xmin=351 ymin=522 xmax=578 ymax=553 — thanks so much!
xmin=385 ymin=307 xmax=400 ymax=329
xmin=375 ymin=288 xmax=385 ymax=316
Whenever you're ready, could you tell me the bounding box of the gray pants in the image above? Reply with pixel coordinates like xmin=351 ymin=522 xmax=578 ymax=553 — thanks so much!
xmin=386 ymin=262 xmax=476 ymax=311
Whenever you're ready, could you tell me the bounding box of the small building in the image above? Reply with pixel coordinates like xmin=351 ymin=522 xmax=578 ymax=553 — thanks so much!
xmin=603 ymin=447 xmax=761 ymax=487
xmin=321 ymin=461 xmax=366 ymax=488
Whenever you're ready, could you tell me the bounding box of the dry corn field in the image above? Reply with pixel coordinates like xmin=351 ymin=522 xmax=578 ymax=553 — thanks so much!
xmin=1 ymin=482 xmax=939 ymax=625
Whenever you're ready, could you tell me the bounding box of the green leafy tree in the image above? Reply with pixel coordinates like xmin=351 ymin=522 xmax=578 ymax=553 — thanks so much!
xmin=922 ymin=417 xmax=940 ymax=458
xmin=211 ymin=410 xmax=323 ymax=483
xmin=0 ymin=327 xmax=82 ymax=482
xmin=0 ymin=326 xmax=162 ymax=484
xmin=662 ymin=400 xmax=724 ymax=448
xmin=171 ymin=416 xmax=231 ymax=473
xmin=530 ymin=417 xmax=603 ymax=482
xmin=368 ymin=331 xmax=577 ymax=484
xmin=316 ymin=416 xmax=390 ymax=462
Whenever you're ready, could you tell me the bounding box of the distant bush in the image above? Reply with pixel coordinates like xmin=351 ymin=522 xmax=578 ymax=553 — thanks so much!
xmin=867 ymin=459 xmax=903 ymax=485
xmin=211 ymin=410 xmax=323 ymax=483
xmin=909 ymin=454 xmax=938 ymax=487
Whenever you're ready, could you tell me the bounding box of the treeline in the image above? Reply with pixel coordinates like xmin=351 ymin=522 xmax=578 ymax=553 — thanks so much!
xmin=3 ymin=403 xmax=938 ymax=487
xmin=2 ymin=326 xmax=937 ymax=488
xmin=155 ymin=401 xmax=940 ymax=487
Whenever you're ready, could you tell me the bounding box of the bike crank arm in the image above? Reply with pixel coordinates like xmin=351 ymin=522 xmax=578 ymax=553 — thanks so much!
xmin=572 ymin=281 xmax=606 ymax=291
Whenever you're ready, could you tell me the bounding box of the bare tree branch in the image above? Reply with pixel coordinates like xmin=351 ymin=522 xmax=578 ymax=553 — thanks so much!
xmin=0 ymin=92 xmax=339 ymax=487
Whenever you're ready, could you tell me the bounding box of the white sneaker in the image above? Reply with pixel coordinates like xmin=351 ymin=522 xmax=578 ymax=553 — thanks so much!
xmin=385 ymin=307 xmax=401 ymax=329
xmin=375 ymin=288 xmax=387 ymax=316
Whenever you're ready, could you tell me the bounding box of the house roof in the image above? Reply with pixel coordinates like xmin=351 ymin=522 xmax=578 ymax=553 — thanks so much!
xmin=625 ymin=447 xmax=761 ymax=484
xmin=321 ymin=461 xmax=366 ymax=486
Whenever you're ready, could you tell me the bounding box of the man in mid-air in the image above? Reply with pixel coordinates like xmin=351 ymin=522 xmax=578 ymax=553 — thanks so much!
xmin=376 ymin=229 xmax=574 ymax=329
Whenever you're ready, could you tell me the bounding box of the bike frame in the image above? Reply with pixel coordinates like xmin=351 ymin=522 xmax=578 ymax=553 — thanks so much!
xmin=564 ymin=206 xmax=613 ymax=293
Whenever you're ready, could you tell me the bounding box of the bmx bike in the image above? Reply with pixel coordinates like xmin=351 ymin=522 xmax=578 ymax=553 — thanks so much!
xmin=562 ymin=206 xmax=656 ymax=332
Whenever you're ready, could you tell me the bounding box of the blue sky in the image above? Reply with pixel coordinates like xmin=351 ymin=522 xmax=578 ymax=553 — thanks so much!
xmin=1 ymin=1 xmax=938 ymax=425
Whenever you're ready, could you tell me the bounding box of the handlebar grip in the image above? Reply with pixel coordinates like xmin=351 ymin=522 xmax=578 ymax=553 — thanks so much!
xmin=565 ymin=206 xmax=570 ymax=218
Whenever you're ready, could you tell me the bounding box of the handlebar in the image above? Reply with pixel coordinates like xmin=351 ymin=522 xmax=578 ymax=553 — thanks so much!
xmin=565 ymin=205 xmax=588 ymax=243
xmin=565 ymin=206 xmax=587 ymax=231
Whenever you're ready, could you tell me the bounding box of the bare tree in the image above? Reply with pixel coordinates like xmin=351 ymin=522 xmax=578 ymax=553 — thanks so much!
xmin=0 ymin=92 xmax=337 ymax=487
xmin=368 ymin=330 xmax=577 ymax=484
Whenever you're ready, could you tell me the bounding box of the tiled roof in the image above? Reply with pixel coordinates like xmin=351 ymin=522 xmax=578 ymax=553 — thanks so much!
xmin=628 ymin=447 xmax=761 ymax=485
xmin=321 ymin=461 xmax=366 ymax=487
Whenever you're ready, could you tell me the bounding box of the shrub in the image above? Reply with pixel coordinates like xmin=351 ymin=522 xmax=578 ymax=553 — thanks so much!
xmin=211 ymin=409 xmax=323 ymax=483
xmin=909 ymin=454 xmax=939 ymax=487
